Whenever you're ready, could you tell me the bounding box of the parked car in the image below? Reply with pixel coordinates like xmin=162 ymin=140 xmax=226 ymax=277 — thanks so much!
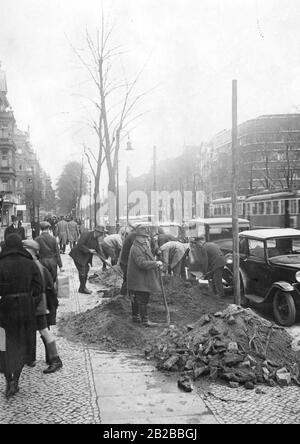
xmin=184 ymin=217 xmax=250 ymax=253
xmin=223 ymin=228 xmax=300 ymax=326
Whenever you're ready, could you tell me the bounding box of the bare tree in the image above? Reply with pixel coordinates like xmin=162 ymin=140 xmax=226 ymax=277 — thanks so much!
xmin=68 ymin=16 xmax=148 ymax=231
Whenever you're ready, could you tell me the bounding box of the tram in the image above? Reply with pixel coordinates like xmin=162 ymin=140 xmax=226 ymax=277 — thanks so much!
xmin=210 ymin=190 xmax=300 ymax=229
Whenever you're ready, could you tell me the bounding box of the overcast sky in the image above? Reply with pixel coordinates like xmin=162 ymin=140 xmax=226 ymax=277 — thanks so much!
xmin=1 ymin=0 xmax=300 ymax=188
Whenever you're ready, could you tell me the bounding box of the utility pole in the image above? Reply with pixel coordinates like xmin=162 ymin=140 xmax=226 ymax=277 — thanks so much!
xmin=153 ymin=145 xmax=158 ymax=225
xmin=116 ymin=156 xmax=120 ymax=230
xmin=126 ymin=166 xmax=130 ymax=225
xmin=232 ymin=79 xmax=241 ymax=305
xmin=79 ymin=155 xmax=83 ymax=222
xmin=89 ymin=179 xmax=92 ymax=229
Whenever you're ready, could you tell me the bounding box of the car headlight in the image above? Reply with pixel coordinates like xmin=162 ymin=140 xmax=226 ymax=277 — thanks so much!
xmin=296 ymin=271 xmax=300 ymax=283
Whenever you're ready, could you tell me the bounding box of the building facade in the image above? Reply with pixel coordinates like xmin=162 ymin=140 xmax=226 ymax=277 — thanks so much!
xmin=210 ymin=114 xmax=300 ymax=199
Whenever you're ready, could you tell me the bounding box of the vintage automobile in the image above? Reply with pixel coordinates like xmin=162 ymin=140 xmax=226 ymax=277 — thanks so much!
xmin=223 ymin=228 xmax=300 ymax=326
xmin=184 ymin=217 xmax=250 ymax=253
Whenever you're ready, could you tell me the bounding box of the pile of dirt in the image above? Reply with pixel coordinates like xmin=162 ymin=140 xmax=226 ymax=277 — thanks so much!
xmin=88 ymin=267 xmax=123 ymax=291
xmin=58 ymin=276 xmax=229 ymax=351
xmin=147 ymin=304 xmax=300 ymax=390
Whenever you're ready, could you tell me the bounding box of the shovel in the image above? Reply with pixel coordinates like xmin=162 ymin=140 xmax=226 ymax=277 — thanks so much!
xmin=159 ymin=270 xmax=171 ymax=326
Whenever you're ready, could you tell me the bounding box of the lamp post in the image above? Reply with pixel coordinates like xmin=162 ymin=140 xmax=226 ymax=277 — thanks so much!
xmin=116 ymin=133 xmax=134 ymax=228
xmin=89 ymin=179 xmax=92 ymax=229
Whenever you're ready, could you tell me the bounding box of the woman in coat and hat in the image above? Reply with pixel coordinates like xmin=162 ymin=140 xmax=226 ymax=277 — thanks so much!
xmin=127 ymin=224 xmax=163 ymax=327
xmin=23 ymin=240 xmax=63 ymax=375
xmin=0 ymin=234 xmax=42 ymax=398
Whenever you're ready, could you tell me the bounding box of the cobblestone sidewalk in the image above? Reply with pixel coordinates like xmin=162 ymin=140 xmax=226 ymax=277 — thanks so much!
xmin=0 ymin=253 xmax=101 ymax=424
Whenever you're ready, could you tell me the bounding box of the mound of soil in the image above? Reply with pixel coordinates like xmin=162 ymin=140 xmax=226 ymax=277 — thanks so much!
xmin=58 ymin=276 xmax=229 ymax=351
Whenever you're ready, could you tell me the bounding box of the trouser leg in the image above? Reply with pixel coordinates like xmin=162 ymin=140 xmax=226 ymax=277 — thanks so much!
xmin=212 ymin=267 xmax=225 ymax=297
xmin=135 ymin=292 xmax=150 ymax=326
xmin=130 ymin=293 xmax=141 ymax=323
xmin=40 ymin=329 xmax=54 ymax=364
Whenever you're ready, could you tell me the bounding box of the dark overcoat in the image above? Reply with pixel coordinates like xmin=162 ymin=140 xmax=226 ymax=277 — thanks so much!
xmin=190 ymin=242 xmax=226 ymax=274
xmin=127 ymin=237 xmax=161 ymax=293
xmin=0 ymin=249 xmax=42 ymax=374
xmin=36 ymin=232 xmax=62 ymax=282
xmin=69 ymin=231 xmax=102 ymax=266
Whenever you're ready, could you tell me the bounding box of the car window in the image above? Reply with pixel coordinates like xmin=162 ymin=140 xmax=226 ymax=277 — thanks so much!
xmin=248 ymin=239 xmax=265 ymax=260
xmin=267 ymin=237 xmax=300 ymax=257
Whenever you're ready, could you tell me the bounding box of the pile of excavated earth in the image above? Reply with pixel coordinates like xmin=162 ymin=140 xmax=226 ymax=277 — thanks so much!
xmin=58 ymin=270 xmax=300 ymax=390
xmin=148 ymin=305 xmax=300 ymax=391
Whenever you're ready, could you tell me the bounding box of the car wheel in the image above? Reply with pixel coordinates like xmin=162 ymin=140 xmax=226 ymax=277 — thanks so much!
xmin=273 ymin=291 xmax=296 ymax=327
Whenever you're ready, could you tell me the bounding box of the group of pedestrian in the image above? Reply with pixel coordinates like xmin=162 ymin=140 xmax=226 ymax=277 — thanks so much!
xmin=0 ymin=218 xmax=64 ymax=399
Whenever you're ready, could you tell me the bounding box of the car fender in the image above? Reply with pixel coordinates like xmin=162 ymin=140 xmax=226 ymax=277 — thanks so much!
xmin=265 ymin=281 xmax=294 ymax=302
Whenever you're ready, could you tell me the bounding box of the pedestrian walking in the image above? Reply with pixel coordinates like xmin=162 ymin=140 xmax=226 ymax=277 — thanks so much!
xmin=67 ymin=217 xmax=80 ymax=250
xmin=127 ymin=224 xmax=164 ymax=327
xmin=189 ymin=238 xmax=226 ymax=297
xmin=23 ymin=240 xmax=63 ymax=374
xmin=57 ymin=216 xmax=69 ymax=254
xmin=31 ymin=216 xmax=41 ymax=240
xmin=69 ymin=225 xmax=107 ymax=294
xmin=4 ymin=215 xmax=26 ymax=241
xmin=0 ymin=234 xmax=42 ymax=399
xmin=35 ymin=221 xmax=63 ymax=284
xmin=157 ymin=241 xmax=190 ymax=277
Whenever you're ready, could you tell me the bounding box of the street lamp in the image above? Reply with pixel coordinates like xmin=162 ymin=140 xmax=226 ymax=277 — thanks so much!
xmin=116 ymin=133 xmax=134 ymax=228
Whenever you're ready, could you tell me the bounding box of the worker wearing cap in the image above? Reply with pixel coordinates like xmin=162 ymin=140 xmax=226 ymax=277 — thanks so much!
xmin=69 ymin=225 xmax=107 ymax=294
xmin=127 ymin=224 xmax=163 ymax=326
xmin=157 ymin=241 xmax=190 ymax=277
xmin=189 ymin=237 xmax=226 ymax=298
xmin=35 ymin=221 xmax=63 ymax=284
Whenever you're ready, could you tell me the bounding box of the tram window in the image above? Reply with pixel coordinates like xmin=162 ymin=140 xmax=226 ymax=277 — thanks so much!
xmin=266 ymin=201 xmax=272 ymax=215
xmin=290 ymin=200 xmax=297 ymax=215
xmin=246 ymin=203 xmax=251 ymax=215
xmin=258 ymin=202 xmax=265 ymax=215
xmin=252 ymin=203 xmax=258 ymax=215
xmin=273 ymin=201 xmax=279 ymax=214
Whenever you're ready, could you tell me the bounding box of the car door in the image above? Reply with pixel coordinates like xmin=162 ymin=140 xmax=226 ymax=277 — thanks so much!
xmin=242 ymin=238 xmax=272 ymax=297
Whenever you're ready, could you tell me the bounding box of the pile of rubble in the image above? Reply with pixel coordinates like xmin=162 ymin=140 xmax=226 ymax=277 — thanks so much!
xmin=146 ymin=305 xmax=300 ymax=390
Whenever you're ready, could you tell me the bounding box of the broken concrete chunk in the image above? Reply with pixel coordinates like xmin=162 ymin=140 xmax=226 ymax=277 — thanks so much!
xmin=229 ymin=381 xmax=239 ymax=389
xmin=177 ymin=377 xmax=193 ymax=392
xmin=194 ymin=366 xmax=209 ymax=379
xmin=276 ymin=368 xmax=292 ymax=386
xmin=199 ymin=315 xmax=211 ymax=327
xmin=162 ymin=355 xmax=180 ymax=371
xmin=223 ymin=352 xmax=244 ymax=367
xmin=245 ymin=381 xmax=255 ymax=390
xmin=227 ymin=342 xmax=239 ymax=353
xmin=209 ymin=326 xmax=222 ymax=336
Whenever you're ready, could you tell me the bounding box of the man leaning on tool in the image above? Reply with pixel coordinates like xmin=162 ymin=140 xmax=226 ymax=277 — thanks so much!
xmin=127 ymin=224 xmax=164 ymax=327
xmin=69 ymin=225 xmax=107 ymax=294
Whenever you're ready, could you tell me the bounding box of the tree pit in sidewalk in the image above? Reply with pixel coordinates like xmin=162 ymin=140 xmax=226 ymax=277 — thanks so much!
xmin=148 ymin=304 xmax=300 ymax=390
xmin=58 ymin=275 xmax=229 ymax=352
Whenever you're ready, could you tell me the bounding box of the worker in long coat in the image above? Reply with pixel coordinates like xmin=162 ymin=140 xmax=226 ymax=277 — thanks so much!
xmin=57 ymin=216 xmax=69 ymax=254
xmin=119 ymin=229 xmax=137 ymax=295
xmin=69 ymin=226 xmax=107 ymax=294
xmin=0 ymin=234 xmax=42 ymax=399
xmin=189 ymin=238 xmax=226 ymax=297
xmin=68 ymin=218 xmax=80 ymax=249
xmin=158 ymin=241 xmax=190 ymax=277
xmin=127 ymin=225 xmax=163 ymax=326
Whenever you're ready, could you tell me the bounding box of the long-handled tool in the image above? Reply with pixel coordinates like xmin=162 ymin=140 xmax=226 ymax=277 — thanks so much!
xmin=159 ymin=270 xmax=171 ymax=326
